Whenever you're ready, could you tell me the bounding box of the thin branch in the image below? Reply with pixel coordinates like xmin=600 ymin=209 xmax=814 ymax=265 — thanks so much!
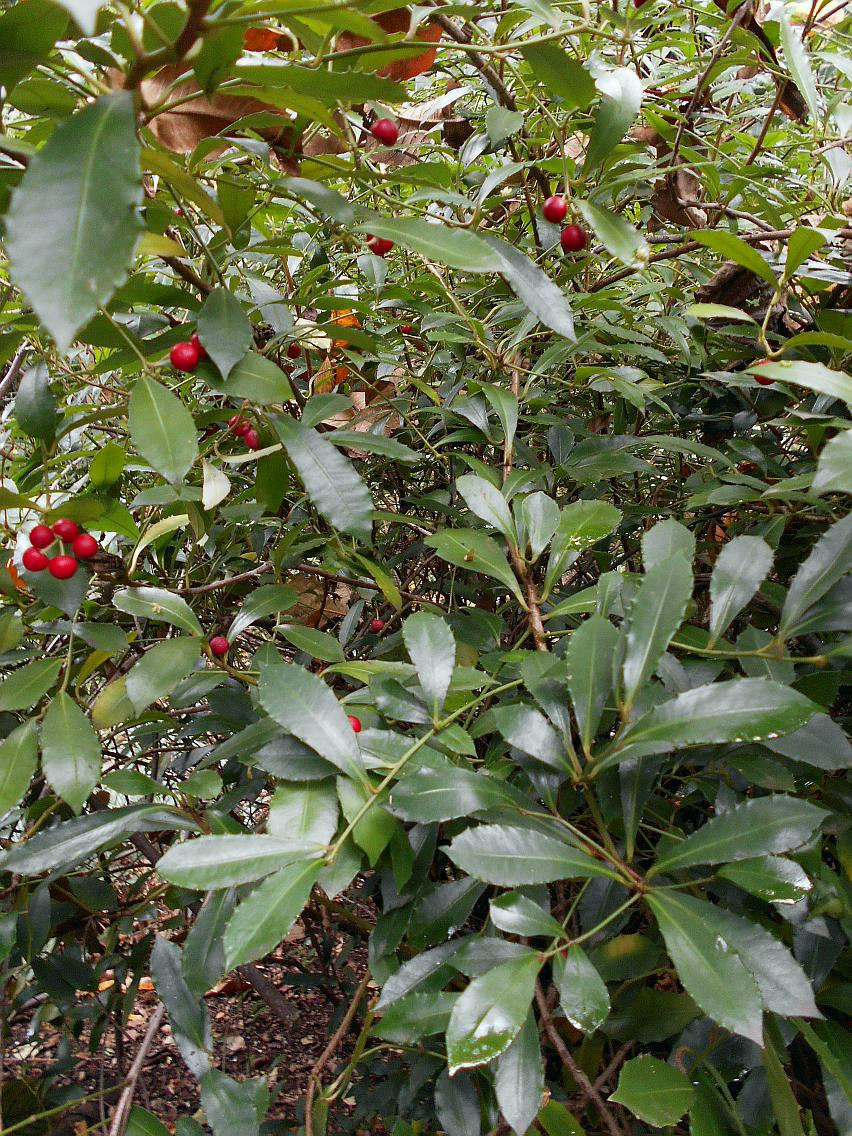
xmin=432 ymin=13 xmax=518 ymax=110
xmin=304 ymin=971 xmax=371 ymax=1136
xmin=0 ymin=347 xmax=28 ymax=405
xmin=238 ymin=964 xmax=299 ymax=1024
xmin=107 ymin=1004 xmax=166 ymax=1136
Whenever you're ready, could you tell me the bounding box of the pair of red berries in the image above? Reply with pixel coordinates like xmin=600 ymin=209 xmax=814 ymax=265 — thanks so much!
xmin=23 ymin=519 xmax=99 ymax=579
xmin=227 ymin=415 xmax=260 ymax=451
xmin=542 ymin=195 xmax=589 ymax=253
xmin=170 ymin=333 xmax=207 ymax=372
xmin=367 ymin=234 xmax=395 ymax=257
xmin=370 ymin=118 xmax=399 ymax=146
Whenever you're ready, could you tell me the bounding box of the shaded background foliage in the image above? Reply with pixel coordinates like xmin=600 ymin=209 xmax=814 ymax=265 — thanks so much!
xmin=0 ymin=0 xmax=850 ymax=1133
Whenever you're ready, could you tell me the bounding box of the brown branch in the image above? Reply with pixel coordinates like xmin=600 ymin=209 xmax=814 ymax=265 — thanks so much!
xmin=162 ymin=256 xmax=213 ymax=296
xmin=238 ymin=965 xmax=299 ymax=1024
xmin=304 ymin=971 xmax=370 ymax=1136
xmin=535 ymin=981 xmax=626 ymax=1136
xmin=0 ymin=348 xmax=28 ymax=405
xmin=432 ymin=13 xmax=518 ymax=110
xmin=107 ymin=1004 xmax=166 ymax=1136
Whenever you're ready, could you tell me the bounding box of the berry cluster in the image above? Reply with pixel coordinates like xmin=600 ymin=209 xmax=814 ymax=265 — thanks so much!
xmin=542 ymin=195 xmax=589 ymax=255
xmin=169 ymin=333 xmax=207 ymax=373
xmin=227 ymin=415 xmax=261 ymax=451
xmin=23 ymin=519 xmax=98 ymax=579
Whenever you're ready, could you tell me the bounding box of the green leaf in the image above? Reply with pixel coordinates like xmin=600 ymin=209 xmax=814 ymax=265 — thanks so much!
xmin=228 ymin=584 xmax=298 ymax=640
xmin=543 ymin=500 xmax=622 ymax=596
xmin=691 ymin=230 xmax=778 ymax=288
xmin=376 ymin=941 xmax=460 ymax=1010
xmin=647 ymin=890 xmax=763 ymax=1044
xmin=538 ymin=1100 xmax=584 ymax=1136
xmin=50 ymin=0 xmax=104 ymax=33
xmin=336 ymin=775 xmax=397 ymax=864
xmin=717 ymin=855 xmax=812 ymax=903
xmin=576 ymin=200 xmax=649 ymax=267
xmin=435 ymin=1070 xmax=482 ymax=1136
xmin=642 ymin=519 xmax=695 ymax=571
xmin=182 ymin=889 xmax=236 ymax=997
xmin=448 ymin=824 xmax=619 ymax=885
xmin=553 ymin=946 xmax=610 ymax=1033
xmin=485 ymin=106 xmax=524 ymax=144
xmin=197 ymin=288 xmax=253 ymax=381
xmin=15 ymin=364 xmax=57 ymax=441
xmin=277 ymin=623 xmax=345 ymax=662
xmin=566 ymin=614 xmax=618 ymax=754
xmin=709 ymin=535 xmax=774 ymax=641
xmin=520 ymin=43 xmax=595 ymax=108
xmin=457 ymin=474 xmax=516 ymax=543
xmin=224 ymin=860 xmax=321 ymax=969
xmin=491 ymin=704 xmax=570 ymax=772
xmin=129 ymin=377 xmax=197 ymax=486
xmin=390 ymin=766 xmax=521 ymax=823
xmin=784 ymin=227 xmax=827 ymax=277
xmin=652 ymin=795 xmax=828 ymax=875
xmin=609 ymin=1056 xmax=695 ymax=1127
xmin=779 ymin=14 xmax=820 ymax=121
xmin=747 ymin=359 xmax=852 ymax=405
xmin=89 ymin=441 xmax=126 ymax=489
xmin=273 ymin=416 xmax=372 ymax=542
xmin=355 ymin=215 xmax=502 ymax=272
xmin=812 ymin=430 xmax=852 ymax=494
xmin=780 ymin=513 xmax=852 ymax=635
xmin=326 ymin=431 xmax=421 ymax=465
xmin=597 ymin=679 xmax=819 ymax=770
xmin=127 ymin=1108 xmax=170 ymax=1136
xmin=685 ymin=303 xmax=757 ymax=323
xmin=0 ymin=658 xmax=62 ymax=711
xmin=236 ymin=61 xmax=404 ymax=104
xmin=202 ymin=349 xmax=291 ymax=406
xmin=125 ymin=637 xmax=201 ymax=713
xmin=113 ymin=587 xmax=203 ymax=636
xmin=402 ymin=611 xmax=456 ymax=719
xmin=495 ymin=1012 xmax=544 ymax=1136
xmin=267 ymin=781 xmax=338 ymax=846
xmin=0 ymin=721 xmax=38 ymax=815
xmin=520 ymin=493 xmax=560 ymax=561
xmin=0 ymin=0 xmax=68 ymax=92
xmin=372 ymin=992 xmax=457 ymax=1043
xmin=621 ymin=554 xmax=693 ymax=708
xmin=446 ymin=952 xmax=541 ymax=1072
xmin=762 ymin=1025 xmax=807 ymax=1136
xmin=484 ymin=235 xmax=576 ymax=341
xmin=584 ymin=67 xmax=642 ymax=172
xmin=258 ymin=662 xmax=365 ymax=782
xmin=5 ymin=93 xmax=142 ymax=352
xmin=0 ymin=805 xmax=197 ymax=875
xmin=200 ymin=1070 xmax=267 ymax=1136
xmin=490 ymin=893 xmax=565 ymax=939
xmin=40 ymin=692 xmax=101 ymax=814
xmin=425 ymin=529 xmax=524 ymax=602
xmin=151 ymin=935 xmax=211 ymax=1077
xmin=157 ymin=834 xmax=322 ymax=890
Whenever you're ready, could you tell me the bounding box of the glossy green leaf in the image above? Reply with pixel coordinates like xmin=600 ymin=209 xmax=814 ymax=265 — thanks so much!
xmin=780 ymin=513 xmax=852 ymax=634
xmin=554 ymin=946 xmax=610 ymax=1033
xmin=566 ymin=614 xmax=618 ymax=754
xmin=495 ymin=1011 xmax=544 ymax=1136
xmin=642 ymin=519 xmax=695 ymax=571
xmin=544 ymin=501 xmax=622 ymax=595
xmin=435 ymin=1069 xmax=481 ymax=1136
xmin=402 ymin=611 xmax=456 ymax=719
xmin=203 ymin=351 xmax=291 ymax=406
xmin=373 ymin=992 xmax=457 ymax=1044
xmin=126 ymin=637 xmax=201 ymax=713
xmin=646 ymin=890 xmax=764 ymax=1044
xmin=157 ymin=834 xmax=322 ymax=890
xmin=490 ymin=892 xmax=565 ymax=938
xmin=199 ymin=1069 xmax=267 ymax=1136
xmin=40 ymin=692 xmax=101 ymax=814
xmin=15 ymin=364 xmax=57 ymax=441
xmin=182 ymin=889 xmax=236 ymax=997
xmin=89 ymin=442 xmax=126 ymax=489
xmin=457 ymin=474 xmax=516 ymax=543
xmin=519 ymin=493 xmax=560 ymax=561
xmin=356 ymin=215 xmax=502 ymax=272
xmin=585 ymin=67 xmax=642 ymax=171
xmin=151 ymin=934 xmax=211 ymax=1077
xmin=448 ymin=824 xmax=619 ymax=885
xmin=224 ymin=860 xmax=321 ymax=969
xmin=490 ymin=704 xmax=570 ymax=771
xmin=267 ymin=781 xmax=338 ymax=846
xmin=197 ymin=288 xmax=253 ymax=381
xmin=746 ymin=359 xmax=852 ymax=404
xmin=520 ymin=43 xmax=595 ymax=108
xmin=426 ymin=528 xmax=524 ymax=602
xmin=273 ymin=416 xmax=373 ymax=542
xmin=0 ymin=721 xmax=38 ymax=815
xmin=653 ymin=794 xmax=827 ymax=876
xmin=576 ymin=200 xmax=649 ymax=267
xmin=390 ymin=765 xmax=520 ymax=823
xmin=485 ymin=235 xmax=576 ymax=340
xmin=692 ymin=230 xmax=778 ymax=288
xmin=812 ymin=430 xmax=852 ymax=494
xmin=6 ymin=93 xmax=142 ymax=352
xmin=446 ymin=951 xmax=541 ymax=1072
xmin=709 ymin=535 xmax=774 ymax=641
xmin=0 ymin=0 xmax=68 ymax=91
xmin=0 ymin=658 xmax=62 ymax=711
xmin=609 ymin=1056 xmax=694 ymax=1127
xmin=717 ymin=855 xmax=812 ymax=902
xmin=113 ymin=587 xmax=203 ymax=636
xmin=258 ymin=662 xmax=365 ymax=782
xmin=129 ymin=377 xmax=198 ymax=486
xmin=779 ymin=14 xmax=819 ymax=122
xmin=228 ymin=584 xmax=298 ymax=640
xmin=621 ymin=554 xmax=693 ymax=708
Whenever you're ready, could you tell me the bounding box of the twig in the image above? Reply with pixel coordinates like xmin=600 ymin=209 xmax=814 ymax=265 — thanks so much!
xmin=535 ymin=981 xmax=625 ymax=1136
xmin=162 ymin=256 xmax=213 ymax=296
xmin=304 ymin=971 xmax=371 ymax=1136
xmin=432 ymin=13 xmax=518 ymax=110
xmin=107 ymin=1004 xmax=166 ymax=1136
xmin=237 ymin=964 xmax=299 ymax=1024
xmin=0 ymin=347 xmax=28 ymax=404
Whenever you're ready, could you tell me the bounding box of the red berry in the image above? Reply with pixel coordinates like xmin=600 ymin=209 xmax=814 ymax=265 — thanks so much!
xmin=48 ymin=555 xmax=78 ymax=580
xmin=169 ymin=340 xmax=201 ymax=371
xmin=228 ymin=414 xmax=251 ymax=436
xmin=400 ymin=324 xmax=413 ymax=334
xmin=190 ymin=333 xmax=208 ymax=360
xmin=560 ymin=224 xmax=588 ymax=253
xmin=371 ymin=118 xmax=399 ymax=146
xmin=52 ymin=518 xmax=80 ymax=541
xmin=543 ymin=195 xmax=568 ymax=224
xmin=209 ymin=635 xmax=229 ymax=658
xmin=347 ymin=714 xmax=362 ymax=733
xmin=72 ymin=533 xmax=98 ymax=559
xmin=22 ymin=548 xmax=49 ymax=572
xmin=29 ymin=524 xmax=54 ymax=549
xmin=367 ymin=235 xmax=394 ymax=257
xmin=243 ymin=428 xmax=261 ymax=451
xmin=369 ymin=618 xmax=385 ymax=632
xmin=175 ymin=207 xmax=184 ymax=217
xmin=286 ymin=342 xmax=301 ymax=359
xmin=754 ymin=360 xmax=774 ymax=386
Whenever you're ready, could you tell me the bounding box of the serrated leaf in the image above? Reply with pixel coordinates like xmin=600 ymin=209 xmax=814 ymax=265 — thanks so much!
xmin=709 ymin=535 xmax=774 ymax=641
xmin=491 ymin=704 xmax=570 ymax=771
xmin=224 ymin=860 xmax=320 ymax=969
xmin=448 ymin=824 xmax=619 ymax=885
xmin=202 ymin=350 xmax=291 ymax=405
xmin=129 ymin=377 xmax=197 ymax=485
xmin=609 ymin=1056 xmax=694 ymax=1127
xmin=544 ymin=500 xmax=622 ymax=595
xmin=520 ymin=43 xmax=595 ymax=108
xmin=747 ymin=359 xmax=852 ymax=405
xmin=0 ymin=721 xmax=38 ymax=815
xmin=273 ymin=416 xmax=372 ymax=542
xmin=402 ymin=611 xmax=456 ymax=719
xmin=389 ymin=765 xmax=523 ymax=823
xmin=372 ymin=992 xmax=457 ymax=1043
xmin=182 ymin=889 xmax=236 ymax=997
xmin=113 ymin=587 xmax=203 ymax=636
xmin=356 ymin=215 xmax=502 ymax=272
xmin=151 ymin=935 xmax=211 ymax=1077
xmin=425 ymin=528 xmax=524 ymax=602
xmin=780 ymin=513 xmax=852 ymax=635
xmin=5 ymin=93 xmax=142 ymax=352
xmin=446 ymin=952 xmax=541 ymax=1072
xmin=40 ymin=692 xmax=101 ymax=814
xmin=267 ymin=781 xmax=338 ymax=846
xmin=490 ymin=892 xmax=564 ymax=938
xmin=642 ymin=519 xmax=695 ymax=571
xmin=717 ymin=855 xmax=812 ymax=902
